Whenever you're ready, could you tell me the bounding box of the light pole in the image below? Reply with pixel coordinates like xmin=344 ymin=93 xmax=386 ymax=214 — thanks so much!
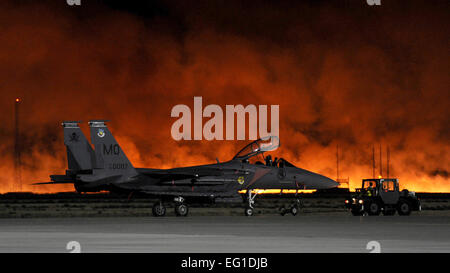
xmin=14 ymin=98 xmax=22 ymax=192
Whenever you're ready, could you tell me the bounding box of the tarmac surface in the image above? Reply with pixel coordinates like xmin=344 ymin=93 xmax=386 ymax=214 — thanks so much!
xmin=0 ymin=212 xmax=449 ymax=252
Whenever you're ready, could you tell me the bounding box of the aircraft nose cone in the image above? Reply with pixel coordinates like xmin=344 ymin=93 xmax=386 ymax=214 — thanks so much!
xmin=321 ymin=176 xmax=339 ymax=189
xmin=312 ymin=174 xmax=339 ymax=189
xmin=294 ymin=168 xmax=339 ymax=189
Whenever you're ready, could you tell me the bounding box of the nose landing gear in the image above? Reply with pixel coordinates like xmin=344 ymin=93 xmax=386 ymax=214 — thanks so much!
xmin=244 ymin=206 xmax=254 ymax=216
xmin=244 ymin=190 xmax=259 ymax=216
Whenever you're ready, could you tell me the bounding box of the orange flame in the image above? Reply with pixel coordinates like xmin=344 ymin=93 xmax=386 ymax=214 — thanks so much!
xmin=1 ymin=1 xmax=448 ymax=194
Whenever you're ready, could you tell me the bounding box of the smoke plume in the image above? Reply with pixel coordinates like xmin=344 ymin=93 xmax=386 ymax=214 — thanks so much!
xmin=0 ymin=0 xmax=448 ymax=192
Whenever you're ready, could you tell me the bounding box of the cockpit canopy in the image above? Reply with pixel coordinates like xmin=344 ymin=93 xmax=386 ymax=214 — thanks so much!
xmin=233 ymin=136 xmax=280 ymax=161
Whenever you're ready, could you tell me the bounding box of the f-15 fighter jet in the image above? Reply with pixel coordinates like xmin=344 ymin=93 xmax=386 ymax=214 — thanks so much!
xmin=37 ymin=120 xmax=338 ymax=216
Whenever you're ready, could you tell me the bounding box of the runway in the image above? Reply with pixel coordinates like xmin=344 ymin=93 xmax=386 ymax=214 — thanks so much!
xmin=0 ymin=212 xmax=449 ymax=252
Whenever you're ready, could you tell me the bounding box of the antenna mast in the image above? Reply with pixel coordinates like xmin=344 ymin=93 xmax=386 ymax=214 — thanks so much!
xmin=336 ymin=144 xmax=339 ymax=181
xmin=387 ymin=145 xmax=390 ymax=178
xmin=372 ymin=145 xmax=375 ymax=178
xmin=379 ymin=144 xmax=382 ymax=178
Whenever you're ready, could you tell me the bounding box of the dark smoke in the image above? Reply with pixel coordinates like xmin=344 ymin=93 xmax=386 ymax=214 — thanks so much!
xmin=0 ymin=0 xmax=448 ymax=192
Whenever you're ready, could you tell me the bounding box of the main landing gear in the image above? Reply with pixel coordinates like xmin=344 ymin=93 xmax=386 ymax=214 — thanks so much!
xmin=174 ymin=196 xmax=189 ymax=217
xmin=152 ymin=201 xmax=166 ymax=217
xmin=279 ymin=198 xmax=302 ymax=216
xmin=152 ymin=197 xmax=189 ymax=217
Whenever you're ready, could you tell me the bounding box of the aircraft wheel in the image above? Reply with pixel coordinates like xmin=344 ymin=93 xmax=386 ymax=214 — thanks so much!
xmin=152 ymin=202 xmax=166 ymax=217
xmin=279 ymin=207 xmax=286 ymax=216
xmin=244 ymin=207 xmax=254 ymax=216
xmin=397 ymin=200 xmax=411 ymax=216
xmin=290 ymin=205 xmax=298 ymax=216
xmin=175 ymin=203 xmax=189 ymax=217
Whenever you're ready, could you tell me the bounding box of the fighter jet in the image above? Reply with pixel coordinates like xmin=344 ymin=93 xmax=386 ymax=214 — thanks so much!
xmin=36 ymin=120 xmax=338 ymax=216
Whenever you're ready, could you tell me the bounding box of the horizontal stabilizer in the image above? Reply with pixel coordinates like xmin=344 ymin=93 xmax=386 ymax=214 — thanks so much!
xmin=50 ymin=174 xmax=75 ymax=182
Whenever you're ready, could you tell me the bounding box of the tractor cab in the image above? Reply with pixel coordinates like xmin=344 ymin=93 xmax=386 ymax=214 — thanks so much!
xmin=346 ymin=178 xmax=420 ymax=216
xmin=356 ymin=179 xmax=379 ymax=196
xmin=379 ymin=179 xmax=400 ymax=205
xmin=356 ymin=178 xmax=400 ymax=204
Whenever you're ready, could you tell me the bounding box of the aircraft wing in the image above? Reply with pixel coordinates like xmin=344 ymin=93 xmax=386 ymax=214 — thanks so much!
xmin=136 ymin=168 xmax=225 ymax=181
xmin=159 ymin=178 xmax=239 ymax=186
xmin=140 ymin=190 xmax=237 ymax=198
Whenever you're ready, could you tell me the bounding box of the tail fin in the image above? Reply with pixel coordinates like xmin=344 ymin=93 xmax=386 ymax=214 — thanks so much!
xmin=88 ymin=120 xmax=137 ymax=176
xmin=63 ymin=121 xmax=95 ymax=171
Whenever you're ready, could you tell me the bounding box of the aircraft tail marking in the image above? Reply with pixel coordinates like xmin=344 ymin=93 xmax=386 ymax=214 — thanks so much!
xmin=88 ymin=120 xmax=138 ymax=176
xmin=62 ymin=121 xmax=95 ymax=171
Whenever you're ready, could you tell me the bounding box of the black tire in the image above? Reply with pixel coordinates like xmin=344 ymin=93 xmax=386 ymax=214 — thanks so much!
xmin=245 ymin=207 xmax=254 ymax=216
xmin=397 ymin=200 xmax=411 ymax=216
xmin=175 ymin=203 xmax=189 ymax=217
xmin=351 ymin=208 xmax=363 ymax=216
xmin=367 ymin=201 xmax=381 ymax=216
xmin=152 ymin=202 xmax=166 ymax=217
xmin=279 ymin=207 xmax=287 ymax=216
xmin=290 ymin=205 xmax=298 ymax=216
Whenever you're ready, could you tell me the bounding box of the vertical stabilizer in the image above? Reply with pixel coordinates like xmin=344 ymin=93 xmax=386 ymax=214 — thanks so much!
xmin=63 ymin=121 xmax=95 ymax=171
xmin=88 ymin=120 xmax=137 ymax=177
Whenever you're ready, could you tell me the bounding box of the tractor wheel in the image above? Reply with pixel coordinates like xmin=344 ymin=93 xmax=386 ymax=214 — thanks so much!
xmin=351 ymin=208 xmax=363 ymax=216
xmin=397 ymin=200 xmax=412 ymax=216
xmin=175 ymin=203 xmax=189 ymax=217
xmin=279 ymin=207 xmax=287 ymax=216
xmin=152 ymin=202 xmax=166 ymax=217
xmin=367 ymin=201 xmax=381 ymax=216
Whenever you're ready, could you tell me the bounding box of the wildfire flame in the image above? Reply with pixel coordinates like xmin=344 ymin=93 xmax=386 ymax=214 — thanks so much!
xmin=239 ymin=189 xmax=317 ymax=195
xmin=0 ymin=1 xmax=448 ymax=193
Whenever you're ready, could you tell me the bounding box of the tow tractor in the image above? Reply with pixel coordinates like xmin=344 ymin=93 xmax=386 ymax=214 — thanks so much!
xmin=345 ymin=178 xmax=421 ymax=216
